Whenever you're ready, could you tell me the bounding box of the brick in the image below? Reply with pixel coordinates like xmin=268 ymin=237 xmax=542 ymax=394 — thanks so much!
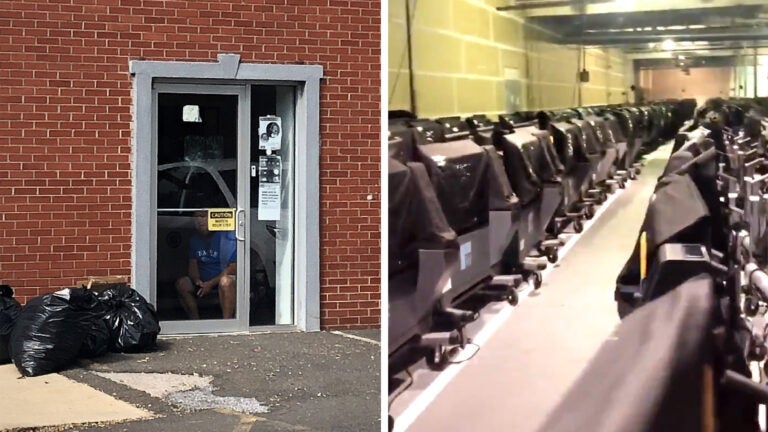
xmin=0 ymin=0 xmax=380 ymax=331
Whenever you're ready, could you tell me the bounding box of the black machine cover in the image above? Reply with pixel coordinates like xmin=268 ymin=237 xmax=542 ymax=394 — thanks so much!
xmin=466 ymin=115 xmax=496 ymax=147
xmin=416 ymin=140 xmax=484 ymax=233
xmin=539 ymin=274 xmax=758 ymax=432
xmin=388 ymin=121 xmax=417 ymax=163
xmin=410 ymin=119 xmax=447 ymax=145
xmin=508 ymin=126 xmax=560 ymax=183
xmin=570 ymin=118 xmax=603 ymax=156
xmin=495 ymin=131 xmax=543 ymax=205
xmin=617 ymin=145 xmax=722 ymax=291
xmin=388 ymin=158 xmax=457 ymax=276
xmin=435 ymin=116 xmax=472 ymax=141
xmin=549 ymin=121 xmax=580 ymax=171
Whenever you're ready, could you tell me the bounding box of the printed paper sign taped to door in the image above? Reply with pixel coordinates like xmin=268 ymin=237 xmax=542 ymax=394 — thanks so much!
xmin=258 ymin=116 xmax=282 ymax=151
xmin=258 ymin=155 xmax=281 ymax=221
xmin=208 ymin=208 xmax=236 ymax=231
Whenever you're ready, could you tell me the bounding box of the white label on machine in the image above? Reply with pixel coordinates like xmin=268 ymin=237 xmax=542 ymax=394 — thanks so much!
xmin=460 ymin=241 xmax=472 ymax=270
xmin=520 ymin=238 xmax=525 ymax=252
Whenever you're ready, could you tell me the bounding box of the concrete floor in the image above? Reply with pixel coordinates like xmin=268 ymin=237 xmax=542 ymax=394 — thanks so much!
xmin=390 ymin=145 xmax=672 ymax=432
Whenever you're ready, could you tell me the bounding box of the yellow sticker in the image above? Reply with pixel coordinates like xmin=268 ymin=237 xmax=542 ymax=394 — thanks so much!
xmin=208 ymin=208 xmax=235 ymax=231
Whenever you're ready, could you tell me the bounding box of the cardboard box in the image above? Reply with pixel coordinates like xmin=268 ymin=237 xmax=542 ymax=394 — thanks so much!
xmin=77 ymin=276 xmax=129 ymax=293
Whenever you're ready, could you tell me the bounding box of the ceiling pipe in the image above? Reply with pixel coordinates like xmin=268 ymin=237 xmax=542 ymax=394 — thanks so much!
xmin=571 ymin=31 xmax=768 ymax=45
xmin=496 ymin=0 xmax=613 ymax=11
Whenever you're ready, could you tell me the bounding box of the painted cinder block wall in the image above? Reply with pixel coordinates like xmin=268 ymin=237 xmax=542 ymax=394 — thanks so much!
xmin=0 ymin=0 xmax=380 ymax=330
xmin=389 ymin=0 xmax=634 ymax=118
xmin=638 ymin=67 xmax=733 ymax=107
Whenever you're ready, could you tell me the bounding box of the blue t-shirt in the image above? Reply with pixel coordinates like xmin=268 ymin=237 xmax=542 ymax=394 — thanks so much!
xmin=189 ymin=231 xmax=237 ymax=281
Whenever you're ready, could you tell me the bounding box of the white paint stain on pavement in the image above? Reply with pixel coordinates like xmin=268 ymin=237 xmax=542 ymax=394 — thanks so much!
xmin=95 ymin=372 xmax=269 ymax=414
xmin=94 ymin=372 xmax=213 ymax=398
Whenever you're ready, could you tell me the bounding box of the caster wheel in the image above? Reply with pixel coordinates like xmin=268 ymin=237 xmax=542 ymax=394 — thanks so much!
xmin=618 ymin=180 xmax=626 ymax=189
xmin=426 ymin=345 xmax=448 ymax=371
xmin=617 ymin=299 xmax=635 ymax=319
xmin=546 ymin=248 xmax=559 ymax=264
xmin=530 ymin=271 xmax=543 ymax=290
xmin=744 ymin=296 xmax=760 ymax=317
xmin=635 ymin=167 xmax=642 ymax=175
xmin=506 ymin=290 xmax=519 ymax=306
xmin=584 ymin=205 xmax=595 ymax=219
xmin=629 ymin=170 xmax=637 ymax=180
xmin=594 ymin=193 xmax=604 ymax=205
xmin=573 ymin=220 xmax=584 ymax=233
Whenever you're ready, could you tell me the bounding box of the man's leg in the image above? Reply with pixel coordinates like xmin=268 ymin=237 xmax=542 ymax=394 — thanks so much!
xmin=175 ymin=276 xmax=200 ymax=320
xmin=218 ymin=276 xmax=237 ymax=319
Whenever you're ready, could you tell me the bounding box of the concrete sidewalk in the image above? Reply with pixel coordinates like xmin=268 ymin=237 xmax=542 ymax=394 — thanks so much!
xmin=0 ymin=329 xmax=380 ymax=432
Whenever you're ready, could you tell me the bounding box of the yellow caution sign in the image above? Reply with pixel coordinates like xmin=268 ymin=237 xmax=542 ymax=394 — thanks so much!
xmin=208 ymin=208 xmax=235 ymax=231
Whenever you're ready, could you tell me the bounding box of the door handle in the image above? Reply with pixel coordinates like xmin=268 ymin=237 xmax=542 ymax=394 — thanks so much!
xmin=235 ymin=208 xmax=246 ymax=241
xmin=266 ymin=224 xmax=282 ymax=239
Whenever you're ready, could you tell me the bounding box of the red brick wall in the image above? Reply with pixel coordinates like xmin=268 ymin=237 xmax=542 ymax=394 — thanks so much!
xmin=0 ymin=0 xmax=381 ymax=330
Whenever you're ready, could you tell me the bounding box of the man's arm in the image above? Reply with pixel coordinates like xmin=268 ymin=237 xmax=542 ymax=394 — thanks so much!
xmin=188 ymin=259 xmax=202 ymax=286
xmin=189 ymin=259 xmax=210 ymax=297
xmin=199 ymin=262 xmax=237 ymax=296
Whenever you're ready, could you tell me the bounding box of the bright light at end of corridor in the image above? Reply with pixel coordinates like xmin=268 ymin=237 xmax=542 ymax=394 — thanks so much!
xmin=661 ymin=39 xmax=677 ymax=51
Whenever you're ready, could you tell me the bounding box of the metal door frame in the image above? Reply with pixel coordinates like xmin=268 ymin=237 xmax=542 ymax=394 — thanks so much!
xmin=152 ymin=83 xmax=248 ymax=334
xmin=130 ymin=54 xmax=323 ymax=333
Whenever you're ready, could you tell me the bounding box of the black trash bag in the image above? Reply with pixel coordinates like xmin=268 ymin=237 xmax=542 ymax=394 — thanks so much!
xmin=0 ymin=285 xmax=22 ymax=364
xmin=99 ymin=285 xmax=160 ymax=353
xmin=79 ymin=316 xmax=112 ymax=358
xmin=10 ymin=288 xmax=105 ymax=377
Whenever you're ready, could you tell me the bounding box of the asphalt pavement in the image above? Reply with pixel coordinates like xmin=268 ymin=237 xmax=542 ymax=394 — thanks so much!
xmin=42 ymin=329 xmax=382 ymax=432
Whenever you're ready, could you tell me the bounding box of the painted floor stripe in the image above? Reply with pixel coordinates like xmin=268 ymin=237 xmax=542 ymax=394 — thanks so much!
xmin=392 ymin=179 xmax=629 ymax=432
xmin=330 ymin=330 xmax=381 ymax=345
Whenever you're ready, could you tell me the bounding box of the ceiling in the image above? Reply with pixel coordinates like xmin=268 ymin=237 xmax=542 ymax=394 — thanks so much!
xmin=496 ymin=0 xmax=768 ymax=68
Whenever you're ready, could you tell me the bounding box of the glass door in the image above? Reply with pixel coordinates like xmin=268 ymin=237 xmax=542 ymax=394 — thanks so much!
xmin=248 ymin=85 xmax=296 ymax=327
xmin=154 ymin=84 xmax=248 ymax=333
xmin=152 ymin=83 xmax=297 ymax=333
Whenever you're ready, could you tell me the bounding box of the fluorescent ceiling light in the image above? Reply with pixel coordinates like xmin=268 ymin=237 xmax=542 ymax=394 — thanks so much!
xmin=688 ymin=25 xmax=707 ymax=29
xmin=661 ymin=39 xmax=677 ymax=50
xmin=667 ymin=25 xmax=686 ymax=30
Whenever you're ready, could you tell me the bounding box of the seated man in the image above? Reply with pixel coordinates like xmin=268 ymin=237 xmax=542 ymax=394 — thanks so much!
xmin=175 ymin=210 xmax=237 ymax=319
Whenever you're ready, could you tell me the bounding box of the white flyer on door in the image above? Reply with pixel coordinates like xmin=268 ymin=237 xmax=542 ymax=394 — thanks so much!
xmin=258 ymin=116 xmax=282 ymax=151
xmin=258 ymin=155 xmax=281 ymax=221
